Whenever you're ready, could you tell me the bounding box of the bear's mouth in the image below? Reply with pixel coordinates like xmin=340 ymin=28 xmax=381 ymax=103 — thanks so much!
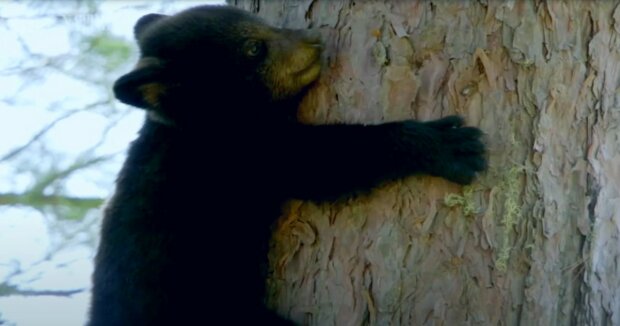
xmin=296 ymin=59 xmax=321 ymax=86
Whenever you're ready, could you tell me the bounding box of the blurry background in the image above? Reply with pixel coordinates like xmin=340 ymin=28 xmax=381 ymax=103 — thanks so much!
xmin=0 ymin=1 xmax=222 ymax=325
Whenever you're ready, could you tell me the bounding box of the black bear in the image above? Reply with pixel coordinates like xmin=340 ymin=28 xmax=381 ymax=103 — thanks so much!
xmin=88 ymin=5 xmax=486 ymax=326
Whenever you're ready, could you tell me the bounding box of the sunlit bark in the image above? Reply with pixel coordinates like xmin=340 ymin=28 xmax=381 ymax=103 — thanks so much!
xmin=232 ymin=1 xmax=620 ymax=325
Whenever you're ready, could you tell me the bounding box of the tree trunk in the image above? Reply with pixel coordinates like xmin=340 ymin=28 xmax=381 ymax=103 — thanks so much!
xmin=230 ymin=1 xmax=620 ymax=325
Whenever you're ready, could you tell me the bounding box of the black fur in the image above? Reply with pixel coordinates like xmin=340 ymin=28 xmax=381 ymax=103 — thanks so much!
xmin=88 ymin=5 xmax=486 ymax=326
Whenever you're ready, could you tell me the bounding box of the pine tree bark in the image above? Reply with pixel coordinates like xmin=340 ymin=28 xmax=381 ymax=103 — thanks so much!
xmin=230 ymin=1 xmax=620 ymax=325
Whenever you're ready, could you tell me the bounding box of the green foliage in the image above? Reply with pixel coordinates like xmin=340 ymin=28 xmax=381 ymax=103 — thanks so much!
xmin=56 ymin=201 xmax=102 ymax=221
xmin=495 ymin=166 xmax=523 ymax=272
xmin=83 ymin=30 xmax=132 ymax=70
xmin=444 ymin=185 xmax=478 ymax=217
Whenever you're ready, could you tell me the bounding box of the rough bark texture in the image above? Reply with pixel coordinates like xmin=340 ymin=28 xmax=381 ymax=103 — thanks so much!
xmin=230 ymin=1 xmax=620 ymax=325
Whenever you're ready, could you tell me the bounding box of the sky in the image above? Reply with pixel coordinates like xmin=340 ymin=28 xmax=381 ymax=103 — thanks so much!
xmin=0 ymin=1 xmax=223 ymax=325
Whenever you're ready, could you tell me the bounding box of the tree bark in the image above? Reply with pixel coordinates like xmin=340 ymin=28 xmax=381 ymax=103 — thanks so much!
xmin=230 ymin=1 xmax=620 ymax=325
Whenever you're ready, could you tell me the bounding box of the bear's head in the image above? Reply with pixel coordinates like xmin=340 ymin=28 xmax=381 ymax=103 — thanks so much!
xmin=114 ymin=6 xmax=322 ymax=124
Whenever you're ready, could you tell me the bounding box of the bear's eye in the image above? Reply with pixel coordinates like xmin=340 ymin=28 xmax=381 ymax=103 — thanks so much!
xmin=244 ymin=39 xmax=264 ymax=57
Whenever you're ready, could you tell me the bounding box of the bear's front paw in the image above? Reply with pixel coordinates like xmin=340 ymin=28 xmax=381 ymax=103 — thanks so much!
xmin=422 ymin=115 xmax=487 ymax=185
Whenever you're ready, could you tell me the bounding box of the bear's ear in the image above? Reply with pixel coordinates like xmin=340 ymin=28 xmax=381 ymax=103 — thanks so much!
xmin=113 ymin=57 xmax=167 ymax=109
xmin=134 ymin=13 xmax=167 ymax=39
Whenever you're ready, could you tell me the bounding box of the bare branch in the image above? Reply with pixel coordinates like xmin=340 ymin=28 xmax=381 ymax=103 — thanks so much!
xmin=0 ymin=100 xmax=109 ymax=163
xmin=0 ymin=283 xmax=84 ymax=298
xmin=88 ymin=108 xmax=133 ymax=151
xmin=29 ymin=154 xmax=115 ymax=196
xmin=0 ymin=111 xmax=78 ymax=163
xmin=0 ymin=193 xmax=104 ymax=209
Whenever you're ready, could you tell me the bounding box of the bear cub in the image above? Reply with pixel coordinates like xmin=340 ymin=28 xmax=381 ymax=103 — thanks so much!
xmin=88 ymin=5 xmax=486 ymax=326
